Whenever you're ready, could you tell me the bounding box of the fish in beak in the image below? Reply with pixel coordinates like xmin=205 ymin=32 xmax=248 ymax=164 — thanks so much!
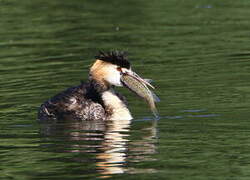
xmin=120 ymin=68 xmax=160 ymax=118
xmin=120 ymin=68 xmax=154 ymax=88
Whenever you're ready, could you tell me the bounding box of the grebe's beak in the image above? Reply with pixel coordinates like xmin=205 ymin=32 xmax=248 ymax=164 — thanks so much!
xmin=120 ymin=68 xmax=155 ymax=89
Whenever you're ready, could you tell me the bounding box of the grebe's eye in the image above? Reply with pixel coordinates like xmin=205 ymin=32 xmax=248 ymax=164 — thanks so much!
xmin=117 ymin=67 xmax=122 ymax=72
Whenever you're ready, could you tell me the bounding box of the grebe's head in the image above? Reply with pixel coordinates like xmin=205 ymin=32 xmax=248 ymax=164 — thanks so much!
xmin=89 ymin=51 xmax=131 ymax=87
xmin=89 ymin=50 xmax=152 ymax=90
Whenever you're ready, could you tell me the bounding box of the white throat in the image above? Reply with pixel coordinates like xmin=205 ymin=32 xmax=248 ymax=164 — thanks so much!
xmin=102 ymin=89 xmax=133 ymax=120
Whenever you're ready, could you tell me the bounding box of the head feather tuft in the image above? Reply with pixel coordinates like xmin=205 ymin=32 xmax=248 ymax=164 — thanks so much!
xmin=95 ymin=50 xmax=130 ymax=69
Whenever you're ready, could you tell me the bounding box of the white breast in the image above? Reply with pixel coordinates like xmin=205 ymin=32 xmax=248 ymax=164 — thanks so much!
xmin=102 ymin=90 xmax=132 ymax=120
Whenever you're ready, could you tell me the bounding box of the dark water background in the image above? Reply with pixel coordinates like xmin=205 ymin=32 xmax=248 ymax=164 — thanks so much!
xmin=1 ymin=0 xmax=250 ymax=179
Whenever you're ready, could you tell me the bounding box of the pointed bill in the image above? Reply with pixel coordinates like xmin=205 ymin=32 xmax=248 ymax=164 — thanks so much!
xmin=123 ymin=71 xmax=155 ymax=89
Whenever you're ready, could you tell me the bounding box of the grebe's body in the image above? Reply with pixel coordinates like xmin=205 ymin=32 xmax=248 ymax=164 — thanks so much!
xmin=38 ymin=51 xmax=134 ymax=121
xmin=38 ymin=79 xmax=131 ymax=121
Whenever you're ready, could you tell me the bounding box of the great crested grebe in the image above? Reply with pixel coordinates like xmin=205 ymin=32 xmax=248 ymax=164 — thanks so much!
xmin=38 ymin=51 xmax=153 ymax=121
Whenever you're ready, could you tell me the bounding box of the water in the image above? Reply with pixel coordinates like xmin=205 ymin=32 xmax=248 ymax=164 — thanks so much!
xmin=1 ymin=0 xmax=250 ymax=179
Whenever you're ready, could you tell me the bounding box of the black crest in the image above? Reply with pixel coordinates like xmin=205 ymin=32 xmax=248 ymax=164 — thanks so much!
xmin=95 ymin=51 xmax=130 ymax=69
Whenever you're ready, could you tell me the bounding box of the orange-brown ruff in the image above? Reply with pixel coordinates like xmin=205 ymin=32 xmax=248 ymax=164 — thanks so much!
xmin=38 ymin=51 xmax=132 ymax=121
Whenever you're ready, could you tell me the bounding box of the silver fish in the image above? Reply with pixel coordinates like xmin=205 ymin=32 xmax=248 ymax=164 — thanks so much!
xmin=121 ymin=73 xmax=160 ymax=117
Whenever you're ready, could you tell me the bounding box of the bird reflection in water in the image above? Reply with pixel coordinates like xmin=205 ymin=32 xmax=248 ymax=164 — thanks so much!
xmin=96 ymin=119 xmax=130 ymax=178
xmin=39 ymin=118 xmax=158 ymax=178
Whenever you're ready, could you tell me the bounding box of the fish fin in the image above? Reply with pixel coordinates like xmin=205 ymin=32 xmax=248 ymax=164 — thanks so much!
xmin=144 ymin=79 xmax=153 ymax=83
xmin=144 ymin=79 xmax=156 ymax=89
xmin=151 ymin=91 xmax=160 ymax=102
xmin=144 ymin=81 xmax=155 ymax=89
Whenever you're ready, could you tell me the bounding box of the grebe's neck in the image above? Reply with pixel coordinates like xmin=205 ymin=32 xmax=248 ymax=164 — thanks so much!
xmin=89 ymin=75 xmax=109 ymax=93
xmin=101 ymin=89 xmax=132 ymax=120
xmin=88 ymin=77 xmax=132 ymax=120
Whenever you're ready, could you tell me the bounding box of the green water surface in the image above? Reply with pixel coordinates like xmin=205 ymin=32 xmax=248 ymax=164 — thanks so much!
xmin=1 ymin=0 xmax=250 ymax=179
